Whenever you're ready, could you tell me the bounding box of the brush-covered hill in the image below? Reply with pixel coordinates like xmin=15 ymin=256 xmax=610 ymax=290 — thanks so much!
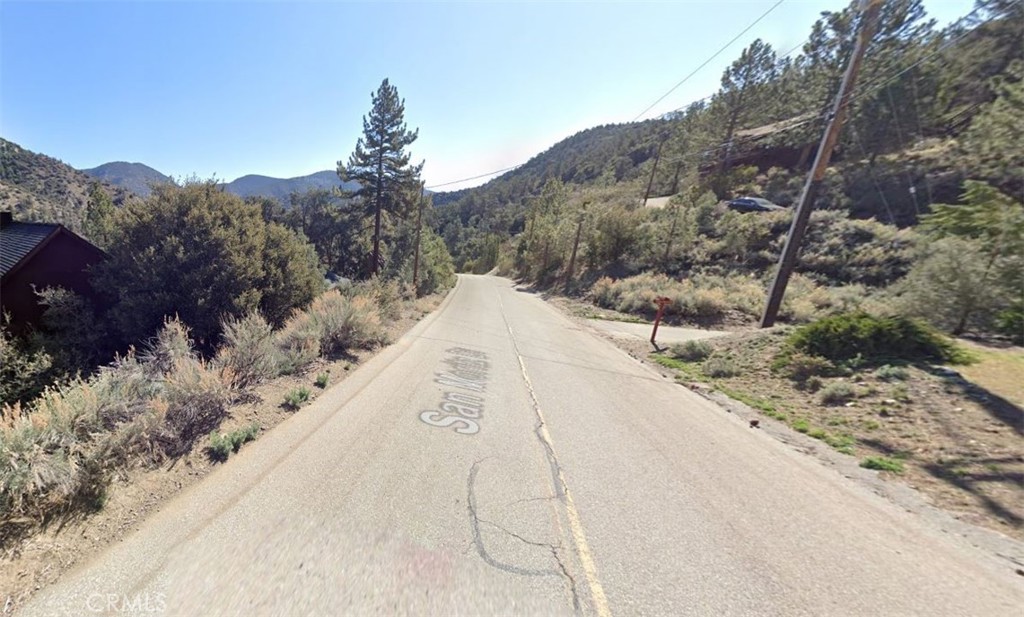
xmin=437 ymin=0 xmax=1021 ymax=242
xmin=82 ymin=161 xmax=172 ymax=198
xmin=0 ymin=138 xmax=137 ymax=232
xmin=433 ymin=120 xmax=669 ymax=211
xmin=223 ymin=170 xmax=359 ymax=203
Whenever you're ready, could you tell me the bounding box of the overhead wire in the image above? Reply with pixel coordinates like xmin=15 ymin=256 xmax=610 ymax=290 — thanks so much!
xmin=426 ymin=0 xmax=789 ymax=191
xmin=429 ymin=3 xmax=984 ymax=196
xmin=630 ymin=0 xmax=787 ymax=122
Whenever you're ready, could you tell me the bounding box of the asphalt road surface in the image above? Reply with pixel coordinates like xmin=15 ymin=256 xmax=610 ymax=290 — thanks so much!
xmin=21 ymin=275 xmax=1024 ymax=616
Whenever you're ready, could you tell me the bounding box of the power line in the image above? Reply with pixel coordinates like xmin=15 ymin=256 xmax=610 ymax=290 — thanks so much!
xmin=428 ymin=3 xmax=982 ymax=195
xmin=846 ymin=5 xmax=984 ymax=106
xmin=428 ymin=1 xmax=786 ymax=192
xmin=631 ymin=0 xmax=786 ymax=122
xmin=424 ymin=165 xmax=523 ymax=190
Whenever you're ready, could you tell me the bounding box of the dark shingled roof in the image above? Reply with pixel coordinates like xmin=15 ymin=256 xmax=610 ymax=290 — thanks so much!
xmin=0 ymin=222 xmax=60 ymax=277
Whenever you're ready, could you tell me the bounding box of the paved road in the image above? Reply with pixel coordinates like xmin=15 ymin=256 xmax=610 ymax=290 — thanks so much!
xmin=21 ymin=275 xmax=1024 ymax=616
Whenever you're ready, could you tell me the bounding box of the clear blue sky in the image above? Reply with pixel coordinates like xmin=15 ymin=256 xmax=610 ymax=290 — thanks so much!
xmin=1 ymin=0 xmax=973 ymax=191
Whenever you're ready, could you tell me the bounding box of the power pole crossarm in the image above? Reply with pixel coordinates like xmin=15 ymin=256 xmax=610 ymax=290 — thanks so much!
xmin=760 ymin=0 xmax=884 ymax=328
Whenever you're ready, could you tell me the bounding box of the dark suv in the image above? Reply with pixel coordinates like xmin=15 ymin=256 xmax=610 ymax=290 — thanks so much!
xmin=727 ymin=197 xmax=784 ymax=213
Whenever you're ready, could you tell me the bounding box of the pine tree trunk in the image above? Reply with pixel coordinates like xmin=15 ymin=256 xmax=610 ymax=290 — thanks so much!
xmin=373 ymin=153 xmax=383 ymax=275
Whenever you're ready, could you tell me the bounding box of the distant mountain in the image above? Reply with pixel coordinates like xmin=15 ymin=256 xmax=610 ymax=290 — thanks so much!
xmin=223 ymin=170 xmax=359 ymax=204
xmin=1 ymin=138 xmax=137 ymax=233
xmin=82 ymin=161 xmax=172 ymax=198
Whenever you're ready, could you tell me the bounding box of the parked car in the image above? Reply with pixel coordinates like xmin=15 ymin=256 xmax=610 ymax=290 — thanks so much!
xmin=726 ymin=197 xmax=785 ymax=213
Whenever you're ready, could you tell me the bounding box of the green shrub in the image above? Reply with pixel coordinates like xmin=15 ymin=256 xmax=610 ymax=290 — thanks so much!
xmin=669 ymin=340 xmax=712 ymax=362
xmin=0 ymin=315 xmax=53 ymax=407
xmin=818 ymin=382 xmax=856 ymax=406
xmin=315 ymin=372 xmax=330 ymax=388
xmin=995 ymin=301 xmax=1023 ymax=345
xmin=789 ymin=312 xmax=967 ymax=365
xmin=702 ymin=354 xmax=740 ymax=378
xmin=215 ymin=312 xmax=281 ymax=390
xmin=874 ymin=364 xmax=909 ymax=381
xmin=774 ymin=350 xmax=836 ymax=382
xmin=207 ymin=423 xmax=260 ymax=462
xmin=860 ymin=456 xmax=904 ymax=473
xmin=92 ymin=182 xmax=324 ymax=351
xmin=283 ymin=387 xmax=311 ymax=410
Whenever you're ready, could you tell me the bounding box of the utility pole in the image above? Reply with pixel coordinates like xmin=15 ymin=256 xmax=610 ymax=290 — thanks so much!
xmin=564 ymin=202 xmax=588 ymax=292
xmin=642 ymin=138 xmax=666 ymax=207
xmin=412 ymin=181 xmax=425 ymax=294
xmin=760 ymin=0 xmax=884 ymax=327
xmin=663 ymin=200 xmax=683 ymax=266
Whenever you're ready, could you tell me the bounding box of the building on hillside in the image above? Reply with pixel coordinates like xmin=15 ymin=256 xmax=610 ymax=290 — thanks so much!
xmin=0 ymin=211 xmax=107 ymax=331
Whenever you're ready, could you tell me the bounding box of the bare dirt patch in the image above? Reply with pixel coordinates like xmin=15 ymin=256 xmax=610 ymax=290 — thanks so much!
xmin=0 ymin=293 xmax=444 ymax=614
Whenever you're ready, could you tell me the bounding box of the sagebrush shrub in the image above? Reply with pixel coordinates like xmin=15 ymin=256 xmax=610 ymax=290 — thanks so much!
xmin=669 ymin=340 xmax=712 ymax=362
xmin=215 ymin=312 xmax=281 ymax=389
xmin=304 ymin=290 xmax=384 ymax=357
xmin=818 ymin=382 xmax=856 ymax=406
xmin=702 ymin=354 xmax=740 ymax=378
xmin=283 ymin=387 xmax=311 ymax=410
xmin=875 ymin=364 xmax=909 ymax=381
xmin=275 ymin=311 xmax=322 ymax=375
xmin=775 ymin=351 xmax=836 ymax=382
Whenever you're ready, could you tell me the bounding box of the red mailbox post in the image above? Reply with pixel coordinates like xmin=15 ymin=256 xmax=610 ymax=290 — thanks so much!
xmin=651 ymin=296 xmax=671 ymax=345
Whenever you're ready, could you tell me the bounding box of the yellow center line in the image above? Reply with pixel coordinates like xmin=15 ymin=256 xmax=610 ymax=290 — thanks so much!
xmin=497 ymin=289 xmax=612 ymax=617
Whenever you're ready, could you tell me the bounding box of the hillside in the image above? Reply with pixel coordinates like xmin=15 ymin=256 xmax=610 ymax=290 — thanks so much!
xmin=0 ymin=138 xmax=136 ymax=232
xmin=223 ymin=170 xmax=359 ymax=203
xmin=432 ymin=120 xmax=668 ymax=210
xmin=437 ymin=1 xmax=1022 ymax=262
xmin=82 ymin=161 xmax=172 ymax=198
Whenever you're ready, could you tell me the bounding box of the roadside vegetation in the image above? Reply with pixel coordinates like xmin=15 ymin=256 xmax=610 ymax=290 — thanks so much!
xmin=0 ymin=282 xmax=401 ymax=543
xmin=648 ymin=313 xmax=1023 ymax=539
xmin=0 ymin=79 xmax=455 ymax=546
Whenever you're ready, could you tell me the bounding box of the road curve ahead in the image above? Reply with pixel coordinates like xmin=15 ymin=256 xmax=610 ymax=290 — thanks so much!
xmin=22 ymin=275 xmax=1023 ymax=616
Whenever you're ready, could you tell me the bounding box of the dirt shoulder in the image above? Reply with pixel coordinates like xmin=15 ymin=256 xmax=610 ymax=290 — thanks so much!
xmin=0 ymin=293 xmax=445 ymax=614
xmin=546 ymin=292 xmax=1024 ymax=572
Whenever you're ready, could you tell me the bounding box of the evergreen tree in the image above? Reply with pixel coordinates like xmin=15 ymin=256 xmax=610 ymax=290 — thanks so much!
xmin=83 ymin=182 xmax=116 ymax=249
xmin=962 ymin=61 xmax=1024 ymax=193
xmin=715 ymin=38 xmax=780 ymax=171
xmin=338 ymin=78 xmax=423 ymax=276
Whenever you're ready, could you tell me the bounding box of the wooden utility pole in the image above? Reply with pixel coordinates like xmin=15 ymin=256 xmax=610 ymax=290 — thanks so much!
xmin=412 ymin=181 xmax=426 ymax=293
xmin=564 ymin=202 xmax=588 ymax=292
xmin=642 ymin=138 xmax=666 ymax=207
xmin=761 ymin=0 xmax=884 ymax=327
xmin=663 ymin=200 xmax=683 ymax=266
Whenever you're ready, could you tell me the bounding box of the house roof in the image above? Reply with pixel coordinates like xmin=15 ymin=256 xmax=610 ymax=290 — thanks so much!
xmin=0 ymin=222 xmax=61 ymax=277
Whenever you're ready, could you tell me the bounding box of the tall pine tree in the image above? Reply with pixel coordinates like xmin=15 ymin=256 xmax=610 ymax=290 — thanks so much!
xmin=338 ymin=78 xmax=423 ymax=276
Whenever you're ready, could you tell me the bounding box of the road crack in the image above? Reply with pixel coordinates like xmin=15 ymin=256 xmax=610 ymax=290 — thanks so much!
xmin=466 ymin=459 xmax=557 ymax=578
